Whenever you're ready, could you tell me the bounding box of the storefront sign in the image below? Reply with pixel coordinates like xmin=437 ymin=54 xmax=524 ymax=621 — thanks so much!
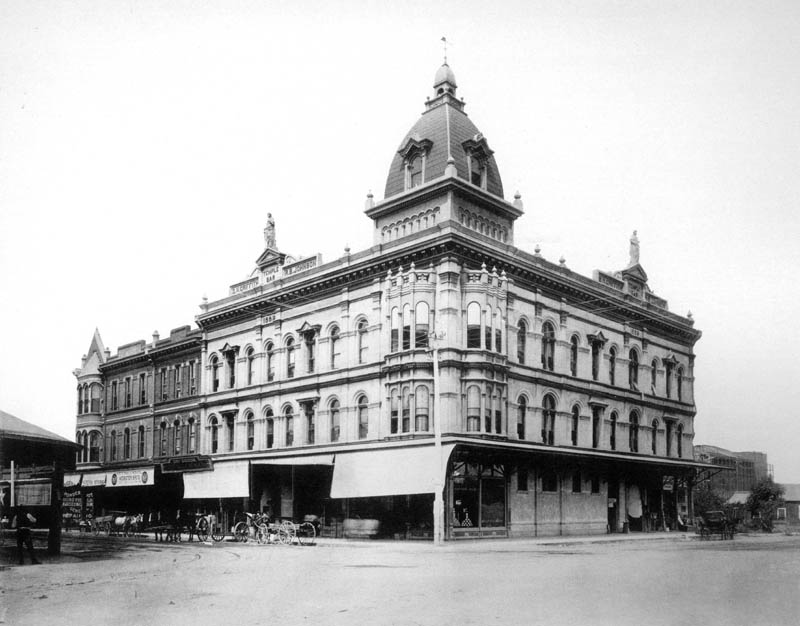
xmin=82 ymin=472 xmax=108 ymax=488
xmin=107 ymin=467 xmax=154 ymax=488
xmin=662 ymin=476 xmax=674 ymax=492
xmin=161 ymin=457 xmax=213 ymax=474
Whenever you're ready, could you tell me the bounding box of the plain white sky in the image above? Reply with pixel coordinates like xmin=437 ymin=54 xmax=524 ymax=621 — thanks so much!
xmin=2 ymin=1 xmax=798 ymax=480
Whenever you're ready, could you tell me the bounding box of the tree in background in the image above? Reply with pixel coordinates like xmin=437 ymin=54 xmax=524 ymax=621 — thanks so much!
xmin=693 ymin=481 xmax=726 ymax=518
xmin=745 ymin=477 xmax=784 ymax=532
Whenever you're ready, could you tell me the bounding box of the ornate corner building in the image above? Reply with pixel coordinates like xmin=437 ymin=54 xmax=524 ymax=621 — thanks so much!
xmin=71 ymin=63 xmax=706 ymax=539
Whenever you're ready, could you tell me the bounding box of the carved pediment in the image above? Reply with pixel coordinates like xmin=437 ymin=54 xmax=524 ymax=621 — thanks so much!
xmin=220 ymin=343 xmax=239 ymax=356
xmin=255 ymin=248 xmax=287 ymax=271
xmin=462 ymin=133 xmax=495 ymax=162
xmin=398 ymin=136 xmax=433 ymax=161
xmin=621 ymin=263 xmax=649 ymax=283
xmin=587 ymin=330 xmax=608 ymax=346
xmin=296 ymin=322 xmax=321 ymax=337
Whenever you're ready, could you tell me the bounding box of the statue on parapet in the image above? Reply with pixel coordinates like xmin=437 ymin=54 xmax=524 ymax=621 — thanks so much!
xmin=628 ymin=230 xmax=640 ymax=267
xmin=264 ymin=213 xmax=276 ymax=249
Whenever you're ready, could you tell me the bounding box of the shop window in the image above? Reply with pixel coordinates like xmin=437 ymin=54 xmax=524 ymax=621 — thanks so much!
xmin=188 ymin=418 xmax=196 ymax=454
xmin=210 ymin=417 xmax=218 ymax=454
xmin=517 ymin=396 xmax=526 ymax=439
xmin=541 ymin=394 xmax=556 ymax=445
xmin=266 ymin=343 xmax=275 ymax=382
xmin=517 ymin=320 xmax=527 ymax=364
xmin=247 ymin=413 xmax=255 ymax=451
xmin=572 ymin=471 xmax=582 ymax=493
xmin=286 ymin=338 xmax=296 ymax=378
xmin=329 ymin=326 xmax=340 ymax=369
xmin=466 ymin=302 xmax=481 ymax=348
xmin=467 ymin=386 xmax=480 ymax=432
xmin=517 ymin=467 xmax=528 ymax=491
xmin=330 ymin=400 xmax=340 ymax=442
xmin=415 ymin=386 xmax=430 ymax=431
xmin=357 ymin=395 xmax=369 ymax=439
xmin=629 ymin=412 xmax=640 ymax=453
xmin=569 ymin=336 xmax=579 ymax=376
xmin=571 ymin=405 xmax=580 ymax=446
xmin=628 ymin=349 xmax=639 ymax=390
xmin=415 ymin=302 xmax=429 ymax=348
xmin=357 ymin=319 xmax=368 ymax=364
xmin=246 ymin=348 xmax=255 ymax=385
xmin=541 ymin=470 xmax=558 ymax=493
xmin=541 ymin=322 xmax=555 ymax=371
xmin=391 ymin=307 xmax=399 ymax=352
xmin=138 ymin=425 xmax=145 ymax=458
xmin=609 ymin=412 xmax=618 ymax=450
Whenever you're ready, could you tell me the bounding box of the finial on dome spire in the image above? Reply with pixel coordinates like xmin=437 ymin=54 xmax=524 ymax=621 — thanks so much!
xmin=441 ymin=36 xmax=448 ymax=64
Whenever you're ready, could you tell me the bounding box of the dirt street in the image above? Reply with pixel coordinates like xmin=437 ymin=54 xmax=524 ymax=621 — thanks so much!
xmin=2 ymin=532 xmax=799 ymax=626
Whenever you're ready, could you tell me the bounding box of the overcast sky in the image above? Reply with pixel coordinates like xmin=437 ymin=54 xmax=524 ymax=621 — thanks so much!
xmin=2 ymin=1 xmax=799 ymax=481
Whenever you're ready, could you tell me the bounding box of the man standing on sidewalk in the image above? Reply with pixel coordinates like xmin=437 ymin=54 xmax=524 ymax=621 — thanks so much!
xmin=12 ymin=506 xmax=40 ymax=565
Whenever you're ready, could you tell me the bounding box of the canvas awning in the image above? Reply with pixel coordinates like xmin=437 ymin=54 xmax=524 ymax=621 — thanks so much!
xmin=330 ymin=445 xmax=454 ymax=499
xmin=182 ymin=460 xmax=250 ymax=499
xmin=251 ymin=454 xmax=334 ymax=466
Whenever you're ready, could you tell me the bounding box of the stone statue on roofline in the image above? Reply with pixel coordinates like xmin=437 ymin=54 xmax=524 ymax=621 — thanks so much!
xmin=628 ymin=230 xmax=640 ymax=267
xmin=264 ymin=213 xmax=276 ymax=249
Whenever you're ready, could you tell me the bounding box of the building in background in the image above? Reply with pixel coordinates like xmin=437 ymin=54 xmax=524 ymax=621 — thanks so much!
xmin=72 ymin=62 xmax=710 ymax=539
xmin=694 ymin=445 xmax=772 ymax=501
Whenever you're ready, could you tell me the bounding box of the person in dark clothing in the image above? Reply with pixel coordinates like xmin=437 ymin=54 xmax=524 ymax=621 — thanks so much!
xmin=13 ymin=506 xmax=40 ymax=565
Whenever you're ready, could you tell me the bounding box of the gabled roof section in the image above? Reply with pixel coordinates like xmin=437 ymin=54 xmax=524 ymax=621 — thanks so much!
xmin=0 ymin=409 xmax=76 ymax=446
xmin=256 ymin=248 xmax=287 ymax=272
xmin=75 ymin=328 xmax=107 ymax=378
xmin=621 ymin=263 xmax=649 ymax=284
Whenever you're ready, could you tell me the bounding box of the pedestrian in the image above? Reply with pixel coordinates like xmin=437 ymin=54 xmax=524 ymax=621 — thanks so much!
xmin=12 ymin=506 xmax=40 ymax=565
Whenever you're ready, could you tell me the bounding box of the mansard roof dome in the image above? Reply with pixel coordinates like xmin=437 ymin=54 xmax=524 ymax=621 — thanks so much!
xmin=383 ymin=64 xmax=504 ymax=200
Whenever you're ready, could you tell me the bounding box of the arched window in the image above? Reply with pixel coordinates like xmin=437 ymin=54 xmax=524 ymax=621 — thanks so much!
xmin=390 ymin=391 xmax=399 ymax=434
xmin=402 ymin=387 xmax=411 ymax=433
xmin=210 ymin=417 xmax=219 ymax=453
xmin=286 ymin=337 xmax=296 ymax=378
xmin=485 ymin=384 xmax=493 ymax=432
xmin=467 ymin=386 xmax=480 ymax=432
xmin=330 ymin=400 xmax=340 ymax=442
xmin=665 ymin=361 xmax=674 ymax=398
xmin=415 ymin=386 xmax=429 ymax=431
xmin=390 ymin=307 xmax=400 ymax=352
xmin=89 ymin=431 xmax=100 ymax=462
xmin=159 ymin=422 xmax=167 ymax=456
xmin=305 ymin=331 xmax=316 ymax=373
xmin=266 ymin=410 xmax=274 ymax=449
xmin=628 ymin=349 xmax=639 ymax=390
xmin=650 ymin=359 xmax=658 ymax=392
xmin=542 ymin=395 xmax=556 ymax=445
xmin=570 ymin=336 xmax=579 ymax=376
xmin=357 ymin=395 xmax=369 ymax=439
xmin=415 ymin=302 xmax=429 ymax=348
xmin=651 ymin=419 xmax=659 ymax=455
xmin=629 ymin=412 xmax=639 ymax=453
xmin=591 ymin=342 xmax=601 ymax=381
xmin=226 ymin=351 xmax=236 ymax=389
xmin=210 ymin=355 xmax=220 ymax=392
xmin=284 ymin=406 xmax=294 ymax=446
xmin=493 ymin=386 xmax=502 ymax=434
xmin=357 ymin=319 xmax=368 ymax=364
xmin=138 ymin=425 xmax=145 ymax=458
xmin=494 ymin=309 xmax=502 ymax=353
xmin=266 ymin=342 xmax=275 ymax=382
xmin=173 ymin=419 xmax=181 ymax=455
xmin=571 ymin=405 xmax=580 ymax=446
xmin=123 ymin=428 xmax=131 ymax=460
xmin=484 ymin=305 xmax=492 ymax=351
xmin=188 ymin=418 xmax=196 ymax=454
xmin=407 ymin=154 xmax=423 ymax=189
xmin=517 ymin=320 xmax=527 ymax=364
xmin=541 ymin=322 xmax=556 ymax=371
xmin=76 ymin=432 xmax=82 ymax=464
xmin=517 ymin=396 xmax=527 ymax=439
xmin=609 ymin=412 xmax=618 ymax=450
xmin=330 ymin=326 xmax=340 ymax=369
xmin=677 ymin=367 xmax=684 ymax=401
xmin=110 ymin=430 xmax=117 ymax=461
xmin=246 ymin=413 xmax=255 ymax=450
xmin=246 ymin=347 xmax=255 ymax=385
xmin=402 ymin=304 xmax=412 ymax=350
xmin=225 ymin=414 xmax=235 ymax=451
xmin=608 ymin=347 xmax=617 ymax=385
xmin=665 ymin=421 xmax=674 ymax=456
xmin=466 ymin=302 xmax=481 ymax=348
xmin=676 ymin=423 xmax=684 ymax=457
xmin=83 ymin=384 xmax=90 ymax=414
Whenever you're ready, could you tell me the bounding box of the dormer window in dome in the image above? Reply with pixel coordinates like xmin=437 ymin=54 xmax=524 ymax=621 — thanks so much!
xmin=398 ymin=137 xmax=433 ymax=192
xmin=463 ymin=134 xmax=494 ymax=191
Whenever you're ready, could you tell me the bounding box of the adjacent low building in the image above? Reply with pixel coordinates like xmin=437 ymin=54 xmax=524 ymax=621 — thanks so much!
xmin=73 ymin=62 xmax=710 ymax=539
